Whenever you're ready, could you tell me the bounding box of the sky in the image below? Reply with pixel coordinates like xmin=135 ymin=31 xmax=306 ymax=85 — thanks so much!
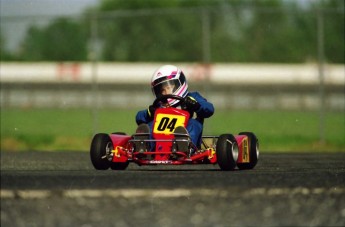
xmin=0 ymin=0 xmax=100 ymax=51
xmin=0 ymin=0 xmax=99 ymax=16
xmin=0 ymin=0 xmax=313 ymax=52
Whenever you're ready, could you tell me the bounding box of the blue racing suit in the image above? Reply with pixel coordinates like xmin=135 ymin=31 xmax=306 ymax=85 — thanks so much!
xmin=135 ymin=92 xmax=214 ymax=148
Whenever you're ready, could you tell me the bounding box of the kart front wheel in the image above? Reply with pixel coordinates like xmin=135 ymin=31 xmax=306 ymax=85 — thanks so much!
xmin=90 ymin=133 xmax=113 ymax=170
xmin=216 ymin=134 xmax=239 ymax=171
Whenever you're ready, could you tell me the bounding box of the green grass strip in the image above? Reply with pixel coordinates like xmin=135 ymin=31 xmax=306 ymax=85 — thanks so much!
xmin=1 ymin=108 xmax=344 ymax=152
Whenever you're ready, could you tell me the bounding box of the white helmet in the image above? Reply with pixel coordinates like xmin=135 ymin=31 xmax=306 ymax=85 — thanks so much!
xmin=151 ymin=65 xmax=188 ymax=106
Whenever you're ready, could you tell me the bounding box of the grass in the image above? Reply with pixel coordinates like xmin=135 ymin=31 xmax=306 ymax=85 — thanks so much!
xmin=1 ymin=108 xmax=344 ymax=152
xmin=206 ymin=111 xmax=344 ymax=152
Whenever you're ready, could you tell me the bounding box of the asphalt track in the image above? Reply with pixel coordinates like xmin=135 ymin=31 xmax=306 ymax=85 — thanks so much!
xmin=1 ymin=151 xmax=344 ymax=227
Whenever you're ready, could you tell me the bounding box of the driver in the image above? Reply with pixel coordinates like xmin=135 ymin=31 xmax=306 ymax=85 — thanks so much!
xmin=135 ymin=65 xmax=214 ymax=151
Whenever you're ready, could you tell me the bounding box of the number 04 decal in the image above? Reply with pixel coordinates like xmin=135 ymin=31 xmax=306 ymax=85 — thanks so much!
xmin=153 ymin=114 xmax=186 ymax=134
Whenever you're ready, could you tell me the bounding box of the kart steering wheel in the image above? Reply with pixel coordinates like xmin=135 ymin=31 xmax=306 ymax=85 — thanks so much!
xmin=152 ymin=94 xmax=185 ymax=107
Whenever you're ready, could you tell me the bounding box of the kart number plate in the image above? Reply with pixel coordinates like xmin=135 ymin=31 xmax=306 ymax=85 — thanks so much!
xmin=153 ymin=113 xmax=186 ymax=134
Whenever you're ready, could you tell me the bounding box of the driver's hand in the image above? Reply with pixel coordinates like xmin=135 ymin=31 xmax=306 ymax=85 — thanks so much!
xmin=147 ymin=105 xmax=156 ymax=117
xmin=185 ymin=96 xmax=201 ymax=112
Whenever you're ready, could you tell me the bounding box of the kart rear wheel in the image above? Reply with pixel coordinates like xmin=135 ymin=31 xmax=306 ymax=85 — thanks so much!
xmin=237 ymin=132 xmax=259 ymax=170
xmin=216 ymin=134 xmax=239 ymax=171
xmin=90 ymin=133 xmax=112 ymax=170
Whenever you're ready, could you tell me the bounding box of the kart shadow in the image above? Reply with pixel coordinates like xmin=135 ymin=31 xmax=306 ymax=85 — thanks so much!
xmin=135 ymin=169 xmax=221 ymax=172
xmin=129 ymin=165 xmax=229 ymax=172
xmin=128 ymin=163 xmax=242 ymax=172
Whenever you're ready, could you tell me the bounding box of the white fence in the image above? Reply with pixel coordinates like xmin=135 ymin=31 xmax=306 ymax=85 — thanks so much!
xmin=1 ymin=62 xmax=344 ymax=85
xmin=1 ymin=63 xmax=344 ymax=111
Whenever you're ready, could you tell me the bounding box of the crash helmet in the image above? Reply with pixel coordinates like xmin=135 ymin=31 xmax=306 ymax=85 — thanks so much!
xmin=151 ymin=65 xmax=188 ymax=106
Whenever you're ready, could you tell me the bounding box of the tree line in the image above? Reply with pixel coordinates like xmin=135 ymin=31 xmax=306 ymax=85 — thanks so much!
xmin=1 ymin=0 xmax=344 ymax=63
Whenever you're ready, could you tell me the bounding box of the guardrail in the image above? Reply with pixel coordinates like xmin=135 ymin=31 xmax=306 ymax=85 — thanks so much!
xmin=1 ymin=82 xmax=343 ymax=111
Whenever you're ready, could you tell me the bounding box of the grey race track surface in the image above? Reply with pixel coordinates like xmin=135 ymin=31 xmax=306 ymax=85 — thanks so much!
xmin=1 ymin=151 xmax=345 ymax=227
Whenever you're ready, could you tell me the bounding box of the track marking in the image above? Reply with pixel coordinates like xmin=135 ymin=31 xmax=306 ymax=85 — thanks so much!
xmin=1 ymin=187 xmax=344 ymax=199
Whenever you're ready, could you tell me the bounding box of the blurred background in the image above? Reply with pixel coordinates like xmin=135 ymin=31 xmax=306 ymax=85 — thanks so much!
xmin=0 ymin=0 xmax=344 ymax=152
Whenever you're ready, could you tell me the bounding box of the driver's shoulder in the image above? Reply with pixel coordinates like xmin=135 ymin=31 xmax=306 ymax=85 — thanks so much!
xmin=187 ymin=91 xmax=203 ymax=99
xmin=136 ymin=108 xmax=148 ymax=116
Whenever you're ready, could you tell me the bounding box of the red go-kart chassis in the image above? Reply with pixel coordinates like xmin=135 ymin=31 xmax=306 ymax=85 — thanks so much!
xmin=110 ymin=134 xmax=252 ymax=166
xmin=90 ymin=95 xmax=259 ymax=171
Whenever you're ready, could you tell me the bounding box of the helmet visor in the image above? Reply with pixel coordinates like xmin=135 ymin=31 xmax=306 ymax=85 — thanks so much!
xmin=152 ymin=79 xmax=181 ymax=97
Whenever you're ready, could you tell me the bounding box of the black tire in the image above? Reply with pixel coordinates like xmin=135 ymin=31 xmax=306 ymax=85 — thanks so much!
xmin=216 ymin=134 xmax=239 ymax=171
xmin=90 ymin=133 xmax=112 ymax=170
xmin=237 ymin=132 xmax=259 ymax=170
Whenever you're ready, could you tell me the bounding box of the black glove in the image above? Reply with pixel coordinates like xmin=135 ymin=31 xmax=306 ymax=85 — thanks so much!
xmin=147 ymin=105 xmax=156 ymax=118
xmin=185 ymin=96 xmax=201 ymax=112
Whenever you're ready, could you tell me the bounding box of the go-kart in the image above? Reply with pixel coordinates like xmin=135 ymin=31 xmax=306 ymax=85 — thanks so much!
xmin=90 ymin=95 xmax=259 ymax=171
